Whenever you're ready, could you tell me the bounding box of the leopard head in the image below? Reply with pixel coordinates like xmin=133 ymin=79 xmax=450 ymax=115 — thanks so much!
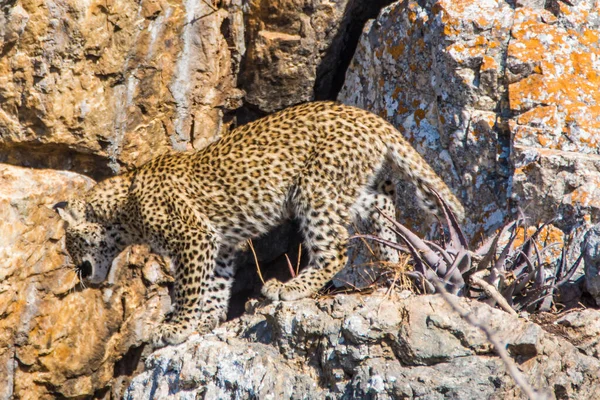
xmin=54 ymin=199 xmax=125 ymax=284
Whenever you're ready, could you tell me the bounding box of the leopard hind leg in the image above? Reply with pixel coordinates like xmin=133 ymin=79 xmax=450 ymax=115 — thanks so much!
xmin=262 ymin=180 xmax=352 ymax=301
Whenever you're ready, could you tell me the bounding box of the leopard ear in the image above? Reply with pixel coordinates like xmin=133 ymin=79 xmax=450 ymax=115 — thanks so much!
xmin=54 ymin=201 xmax=75 ymax=225
xmin=53 ymin=200 xmax=88 ymax=226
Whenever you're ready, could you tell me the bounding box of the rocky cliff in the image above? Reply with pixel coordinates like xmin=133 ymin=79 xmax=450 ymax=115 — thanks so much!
xmin=1 ymin=0 xmax=599 ymax=398
xmin=125 ymin=293 xmax=600 ymax=399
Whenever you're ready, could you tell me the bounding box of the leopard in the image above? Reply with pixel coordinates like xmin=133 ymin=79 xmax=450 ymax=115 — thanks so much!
xmin=54 ymin=101 xmax=465 ymax=348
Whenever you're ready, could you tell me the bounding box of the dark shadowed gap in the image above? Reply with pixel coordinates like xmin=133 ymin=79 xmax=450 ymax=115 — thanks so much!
xmin=113 ymin=344 xmax=146 ymax=378
xmin=314 ymin=0 xmax=395 ymax=101
xmin=0 ymin=142 xmax=114 ymax=181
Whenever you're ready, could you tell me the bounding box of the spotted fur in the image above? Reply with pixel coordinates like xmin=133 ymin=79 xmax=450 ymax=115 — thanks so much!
xmin=55 ymin=101 xmax=464 ymax=347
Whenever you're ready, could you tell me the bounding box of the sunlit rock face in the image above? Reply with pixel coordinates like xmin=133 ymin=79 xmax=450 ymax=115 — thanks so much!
xmin=0 ymin=0 xmax=245 ymax=178
xmin=1 ymin=0 xmax=600 ymax=397
xmin=239 ymin=0 xmax=393 ymax=114
xmin=339 ymin=0 xmax=600 ymax=238
xmin=0 ymin=164 xmax=174 ymax=399
xmin=126 ymin=293 xmax=600 ymax=399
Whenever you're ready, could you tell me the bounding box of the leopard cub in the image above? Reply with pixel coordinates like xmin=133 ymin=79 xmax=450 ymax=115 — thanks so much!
xmin=55 ymin=102 xmax=464 ymax=347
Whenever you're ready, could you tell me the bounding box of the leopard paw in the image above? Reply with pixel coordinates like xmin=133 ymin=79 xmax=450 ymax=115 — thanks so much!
xmin=196 ymin=313 xmax=222 ymax=334
xmin=277 ymin=284 xmax=312 ymax=301
xmin=261 ymin=279 xmax=284 ymax=301
xmin=151 ymin=322 xmax=193 ymax=348
xmin=261 ymin=279 xmax=312 ymax=301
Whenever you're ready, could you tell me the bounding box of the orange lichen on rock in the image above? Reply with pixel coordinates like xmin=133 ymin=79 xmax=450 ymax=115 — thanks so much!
xmin=516 ymin=105 xmax=559 ymax=127
xmin=508 ymin=6 xmax=600 ymax=156
xmin=481 ymin=55 xmax=498 ymax=71
xmin=580 ymin=29 xmax=600 ymax=46
xmin=387 ymin=42 xmax=406 ymax=58
xmin=509 ymin=74 xmax=546 ymax=111
xmin=414 ymin=109 xmax=426 ymax=126
xmin=340 ymin=0 xmax=598 ymax=239
xmin=508 ymin=224 xmax=565 ymax=265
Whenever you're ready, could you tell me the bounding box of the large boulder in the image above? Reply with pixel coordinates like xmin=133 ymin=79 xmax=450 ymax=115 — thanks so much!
xmin=0 ymin=0 xmax=244 ymax=178
xmin=338 ymin=0 xmax=600 ymax=238
xmin=126 ymin=292 xmax=600 ymax=399
xmin=0 ymin=163 xmax=171 ymax=399
xmin=239 ymin=0 xmax=393 ymax=114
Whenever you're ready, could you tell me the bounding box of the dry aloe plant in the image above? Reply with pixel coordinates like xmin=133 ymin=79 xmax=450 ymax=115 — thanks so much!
xmin=356 ymin=190 xmax=583 ymax=313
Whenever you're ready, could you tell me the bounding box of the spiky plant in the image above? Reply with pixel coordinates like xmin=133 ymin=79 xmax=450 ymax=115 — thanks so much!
xmin=356 ymin=190 xmax=583 ymax=313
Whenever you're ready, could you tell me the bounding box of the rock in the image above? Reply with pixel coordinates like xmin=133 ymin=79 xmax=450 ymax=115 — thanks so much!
xmin=338 ymin=0 xmax=600 ymax=238
xmin=514 ymin=0 xmax=546 ymax=8
xmin=2 ymin=0 xmax=600 ymax=397
xmin=0 ymin=0 xmax=244 ymax=178
xmin=124 ymin=337 xmax=326 ymax=399
xmin=127 ymin=292 xmax=600 ymax=399
xmin=240 ymin=0 xmax=392 ymax=113
xmin=582 ymin=224 xmax=600 ymax=305
xmin=338 ymin=0 xmax=513 ymax=238
xmin=0 ymin=163 xmax=171 ymax=399
xmin=508 ymin=4 xmax=600 ymax=229
xmin=555 ymin=309 xmax=600 ymax=359
xmin=0 ymin=4 xmax=29 ymax=48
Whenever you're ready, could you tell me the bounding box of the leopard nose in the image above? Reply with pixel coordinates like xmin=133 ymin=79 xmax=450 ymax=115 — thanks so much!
xmin=78 ymin=260 xmax=92 ymax=279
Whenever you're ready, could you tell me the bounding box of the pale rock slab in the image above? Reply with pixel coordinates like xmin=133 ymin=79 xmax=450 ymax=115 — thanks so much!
xmin=127 ymin=292 xmax=600 ymax=399
xmin=0 ymin=163 xmax=170 ymax=399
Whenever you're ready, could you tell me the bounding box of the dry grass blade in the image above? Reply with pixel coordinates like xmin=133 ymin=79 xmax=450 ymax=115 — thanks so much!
xmin=296 ymin=243 xmax=302 ymax=277
xmin=352 ymin=234 xmax=408 ymax=253
xmin=247 ymin=239 xmax=265 ymax=284
xmin=284 ymin=253 xmax=297 ymax=278
xmin=356 ymin=232 xmax=425 ymax=273
xmin=405 ymin=271 xmax=435 ymax=293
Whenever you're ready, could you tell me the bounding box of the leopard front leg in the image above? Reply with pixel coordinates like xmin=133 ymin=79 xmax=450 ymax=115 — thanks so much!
xmin=151 ymin=219 xmax=221 ymax=348
xmin=195 ymin=246 xmax=238 ymax=334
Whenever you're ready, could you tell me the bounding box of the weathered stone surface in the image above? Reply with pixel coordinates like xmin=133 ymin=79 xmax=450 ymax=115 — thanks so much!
xmin=508 ymin=4 xmax=600 ymax=229
xmin=124 ymin=337 xmax=326 ymax=399
xmin=0 ymin=163 xmax=171 ymax=399
xmin=0 ymin=0 xmax=244 ymax=178
xmin=3 ymin=0 xmax=600 ymax=398
xmin=583 ymin=224 xmax=600 ymax=306
xmin=127 ymin=292 xmax=600 ymax=399
xmin=338 ymin=0 xmax=600 ymax=237
xmin=555 ymin=308 xmax=600 ymax=359
xmin=338 ymin=0 xmax=514 ymax=239
xmin=240 ymin=0 xmax=391 ymax=113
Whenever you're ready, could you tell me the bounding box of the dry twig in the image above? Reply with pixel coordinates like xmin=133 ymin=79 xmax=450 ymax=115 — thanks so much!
xmin=432 ymin=279 xmax=550 ymax=400
xmin=470 ymin=271 xmax=517 ymax=316
xmin=284 ymin=253 xmax=297 ymax=278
